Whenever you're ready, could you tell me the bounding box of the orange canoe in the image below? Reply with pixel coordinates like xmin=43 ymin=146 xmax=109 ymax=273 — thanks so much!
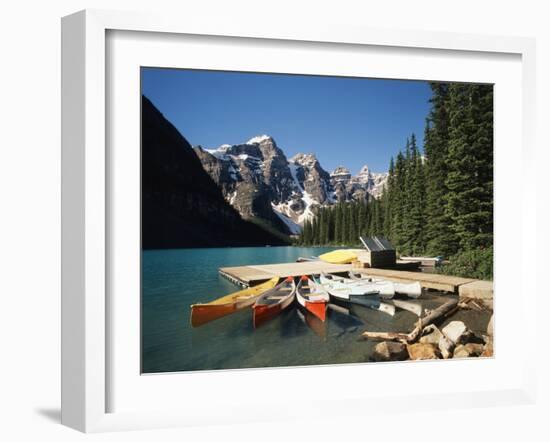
xmin=190 ymin=277 xmax=279 ymax=327
xmin=252 ymin=277 xmax=296 ymax=328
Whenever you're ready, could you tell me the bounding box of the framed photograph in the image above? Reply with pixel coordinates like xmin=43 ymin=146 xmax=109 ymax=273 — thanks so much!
xmin=61 ymin=9 xmax=537 ymax=432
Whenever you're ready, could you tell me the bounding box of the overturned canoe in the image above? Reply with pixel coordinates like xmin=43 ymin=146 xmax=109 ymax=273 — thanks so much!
xmin=318 ymin=249 xmax=363 ymax=264
xmin=320 ymin=272 xmax=395 ymax=298
xmin=316 ymin=274 xmax=395 ymax=316
xmin=348 ymin=271 xmax=422 ymax=298
xmin=296 ymin=275 xmax=330 ymax=322
xmin=190 ymin=277 xmax=279 ymax=327
xmin=253 ymin=277 xmax=296 ymax=328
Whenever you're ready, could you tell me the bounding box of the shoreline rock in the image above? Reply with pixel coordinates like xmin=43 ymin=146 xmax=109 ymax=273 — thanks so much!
xmin=407 ymin=343 xmax=441 ymax=360
xmin=371 ymin=341 xmax=409 ymax=362
xmin=453 ymin=343 xmax=484 ymax=358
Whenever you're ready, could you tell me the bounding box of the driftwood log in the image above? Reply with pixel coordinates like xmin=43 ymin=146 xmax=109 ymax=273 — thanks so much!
xmin=360 ymin=298 xmax=459 ymax=344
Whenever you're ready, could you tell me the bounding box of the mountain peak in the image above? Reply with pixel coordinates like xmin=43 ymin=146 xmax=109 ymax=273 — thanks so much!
xmin=331 ymin=166 xmax=351 ymax=176
xmin=290 ymin=153 xmax=318 ymax=167
xmin=246 ymin=134 xmax=273 ymax=145
xmin=358 ymin=165 xmax=370 ymax=176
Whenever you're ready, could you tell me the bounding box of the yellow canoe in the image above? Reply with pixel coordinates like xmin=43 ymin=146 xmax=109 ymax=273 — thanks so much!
xmin=318 ymin=249 xmax=363 ymax=264
xmin=190 ymin=277 xmax=279 ymax=327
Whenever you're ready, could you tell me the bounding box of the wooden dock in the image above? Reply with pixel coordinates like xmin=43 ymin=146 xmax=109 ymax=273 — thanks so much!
xmin=354 ymin=268 xmax=476 ymax=293
xmin=219 ymin=261 xmax=353 ymax=287
xmin=219 ymin=261 xmax=492 ymax=296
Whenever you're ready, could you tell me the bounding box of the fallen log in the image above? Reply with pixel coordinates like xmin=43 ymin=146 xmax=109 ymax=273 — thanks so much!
xmin=360 ymin=298 xmax=459 ymax=344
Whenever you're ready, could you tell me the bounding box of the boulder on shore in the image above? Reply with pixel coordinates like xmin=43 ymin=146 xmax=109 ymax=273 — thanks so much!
xmin=419 ymin=324 xmax=443 ymax=345
xmin=438 ymin=335 xmax=455 ymax=359
xmin=407 ymin=343 xmax=441 ymax=360
xmin=419 ymin=324 xmax=454 ymax=359
xmin=371 ymin=341 xmax=409 ymax=362
xmin=442 ymin=321 xmax=476 ymax=345
xmin=453 ymin=343 xmax=485 ymax=358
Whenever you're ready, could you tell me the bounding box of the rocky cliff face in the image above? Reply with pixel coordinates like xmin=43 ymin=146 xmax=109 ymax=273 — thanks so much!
xmin=330 ymin=164 xmax=388 ymax=202
xmin=193 ymin=136 xmax=293 ymax=234
xmin=196 ymin=136 xmax=388 ymax=235
xmin=290 ymin=153 xmax=333 ymax=204
xmin=141 ymin=96 xmax=289 ymax=248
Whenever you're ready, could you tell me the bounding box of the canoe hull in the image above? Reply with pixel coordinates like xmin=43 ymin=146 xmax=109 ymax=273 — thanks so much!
xmin=253 ymin=304 xmax=281 ymax=328
xmin=296 ymin=276 xmax=329 ymax=322
xmin=253 ymin=278 xmax=296 ymax=328
xmin=191 ymin=299 xmax=254 ymax=328
xmin=305 ymin=300 xmax=327 ymax=322
xmin=190 ymin=277 xmax=279 ymax=327
xmin=253 ymin=295 xmax=294 ymax=328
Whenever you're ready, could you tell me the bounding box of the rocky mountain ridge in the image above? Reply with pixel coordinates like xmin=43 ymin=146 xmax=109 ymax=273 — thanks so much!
xmin=194 ymin=135 xmax=388 ymax=235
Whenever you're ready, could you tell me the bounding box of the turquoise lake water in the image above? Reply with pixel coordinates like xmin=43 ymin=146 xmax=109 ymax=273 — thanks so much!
xmin=141 ymin=246 xmax=484 ymax=373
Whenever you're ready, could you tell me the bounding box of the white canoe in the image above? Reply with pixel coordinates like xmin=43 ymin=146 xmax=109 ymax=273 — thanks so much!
xmin=348 ymin=271 xmax=422 ymax=298
xmin=320 ymin=272 xmax=395 ymax=298
xmin=316 ymin=274 xmax=395 ymax=316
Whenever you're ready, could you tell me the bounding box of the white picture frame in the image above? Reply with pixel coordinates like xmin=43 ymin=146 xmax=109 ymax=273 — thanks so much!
xmin=61 ymin=9 xmax=537 ymax=433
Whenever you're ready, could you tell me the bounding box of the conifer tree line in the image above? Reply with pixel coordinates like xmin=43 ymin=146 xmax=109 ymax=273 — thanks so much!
xmin=298 ymin=199 xmax=384 ymax=246
xmin=298 ymin=82 xmax=493 ymax=259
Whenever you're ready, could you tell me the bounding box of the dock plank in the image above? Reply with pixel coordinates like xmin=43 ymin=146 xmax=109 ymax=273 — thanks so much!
xmin=219 ymin=262 xmax=352 ymax=286
xmin=458 ymin=280 xmax=494 ymax=299
xmin=355 ymin=268 xmax=476 ymax=293
xmin=219 ymin=261 xmax=486 ymax=294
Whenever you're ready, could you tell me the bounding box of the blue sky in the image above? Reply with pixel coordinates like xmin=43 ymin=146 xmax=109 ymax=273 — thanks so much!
xmin=141 ymin=68 xmax=432 ymax=174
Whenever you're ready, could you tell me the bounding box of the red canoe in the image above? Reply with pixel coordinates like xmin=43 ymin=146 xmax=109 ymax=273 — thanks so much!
xmin=296 ymin=275 xmax=330 ymax=322
xmin=252 ymin=277 xmax=296 ymax=328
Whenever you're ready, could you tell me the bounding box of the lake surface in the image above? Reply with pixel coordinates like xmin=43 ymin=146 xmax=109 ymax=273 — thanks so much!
xmin=142 ymin=246 xmax=488 ymax=373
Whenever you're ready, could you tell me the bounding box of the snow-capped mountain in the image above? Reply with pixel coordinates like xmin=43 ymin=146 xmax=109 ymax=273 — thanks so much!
xmin=193 ymin=135 xmax=388 ymax=235
xmin=331 ymin=164 xmax=388 ymax=201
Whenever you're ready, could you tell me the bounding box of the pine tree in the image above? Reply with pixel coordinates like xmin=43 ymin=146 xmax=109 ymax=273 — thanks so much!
xmin=406 ymin=133 xmax=426 ymax=254
xmin=357 ymin=201 xmax=367 ymax=238
xmin=391 ymin=151 xmax=406 ymax=250
xmin=469 ymin=84 xmax=493 ymax=249
xmin=424 ymin=82 xmax=457 ymax=257
xmin=341 ymin=203 xmax=349 ymax=244
xmin=348 ymin=203 xmax=357 ymax=244
xmin=382 ymin=157 xmax=394 ymax=237
xmin=334 ymin=203 xmax=342 ymax=244
xmin=445 ymin=83 xmax=493 ymax=251
xmin=297 ymin=82 xmax=493 ymax=257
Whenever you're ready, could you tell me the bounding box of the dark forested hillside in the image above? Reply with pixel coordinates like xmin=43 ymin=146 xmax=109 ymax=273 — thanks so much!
xmin=141 ymin=95 xmax=289 ymax=249
xmin=298 ymin=83 xmax=493 ymax=267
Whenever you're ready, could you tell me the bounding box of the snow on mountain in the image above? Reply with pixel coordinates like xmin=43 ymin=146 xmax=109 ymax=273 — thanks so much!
xmin=331 ymin=164 xmax=388 ymax=202
xmin=246 ymin=134 xmax=272 ymax=145
xmin=195 ymin=136 xmax=388 ymax=235
xmin=271 ymin=204 xmax=302 ymax=235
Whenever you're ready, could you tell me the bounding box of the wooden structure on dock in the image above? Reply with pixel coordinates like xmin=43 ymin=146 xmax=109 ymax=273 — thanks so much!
xmin=354 ymin=236 xmax=396 ymax=268
xmin=399 ymin=256 xmax=443 ymax=267
xmin=219 ymin=260 xmax=492 ymax=296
